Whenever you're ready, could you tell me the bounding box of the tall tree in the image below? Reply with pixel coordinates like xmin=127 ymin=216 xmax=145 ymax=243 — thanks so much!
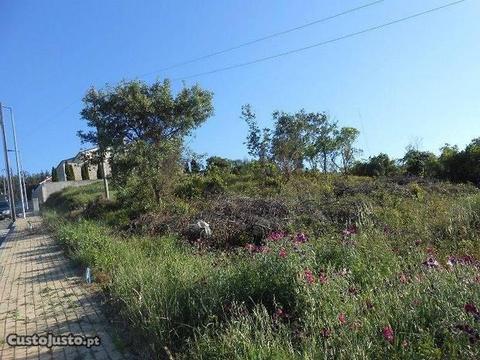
xmin=241 ymin=104 xmax=271 ymax=163
xmin=65 ymin=164 xmax=75 ymax=181
xmin=304 ymin=112 xmax=338 ymax=172
xmin=51 ymin=167 xmax=58 ymax=182
xmin=335 ymin=127 xmax=361 ymax=174
xmin=271 ymin=110 xmax=308 ymax=175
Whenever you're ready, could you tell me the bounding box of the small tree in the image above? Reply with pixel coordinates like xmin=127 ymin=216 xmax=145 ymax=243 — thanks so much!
xmin=241 ymin=104 xmax=271 ymax=164
xmin=51 ymin=167 xmax=58 ymax=182
xmin=65 ymin=164 xmax=75 ymax=181
xmin=81 ymin=163 xmax=90 ymax=180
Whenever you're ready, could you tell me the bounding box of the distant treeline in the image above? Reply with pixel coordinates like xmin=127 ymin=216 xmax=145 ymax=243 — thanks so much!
xmin=351 ymin=139 xmax=480 ymax=185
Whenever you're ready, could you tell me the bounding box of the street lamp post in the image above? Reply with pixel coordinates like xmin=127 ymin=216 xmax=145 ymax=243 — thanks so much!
xmin=4 ymin=106 xmax=26 ymax=219
xmin=0 ymin=104 xmax=16 ymax=222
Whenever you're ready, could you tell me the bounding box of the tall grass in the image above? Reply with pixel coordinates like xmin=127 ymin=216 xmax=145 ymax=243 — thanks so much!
xmin=43 ymin=177 xmax=480 ymax=358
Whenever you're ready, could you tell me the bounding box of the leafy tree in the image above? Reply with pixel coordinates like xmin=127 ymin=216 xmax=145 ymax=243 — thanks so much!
xmin=206 ymin=156 xmax=232 ymax=172
xmin=79 ymin=79 xmax=214 ymax=150
xmin=65 ymin=164 xmax=75 ymax=181
xmin=402 ymin=149 xmax=439 ymax=178
xmin=304 ymin=113 xmax=338 ymax=172
xmin=334 ymin=127 xmax=361 ymax=174
xmin=81 ymin=163 xmax=90 ymax=180
xmin=271 ymin=110 xmax=308 ymax=176
xmin=111 ymin=140 xmax=183 ymax=209
xmin=51 ymin=167 xmax=58 ymax=182
xmin=351 ymin=153 xmax=398 ymax=177
xmin=241 ymin=104 xmax=271 ymax=163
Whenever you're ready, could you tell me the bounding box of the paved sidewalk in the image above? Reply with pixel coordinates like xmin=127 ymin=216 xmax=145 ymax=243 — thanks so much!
xmin=0 ymin=218 xmax=127 ymax=360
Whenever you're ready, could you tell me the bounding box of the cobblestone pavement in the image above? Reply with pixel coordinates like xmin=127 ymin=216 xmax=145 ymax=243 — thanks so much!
xmin=0 ymin=218 xmax=128 ymax=359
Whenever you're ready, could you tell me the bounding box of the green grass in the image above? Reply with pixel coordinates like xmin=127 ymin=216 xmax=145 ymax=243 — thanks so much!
xmin=43 ymin=175 xmax=480 ymax=359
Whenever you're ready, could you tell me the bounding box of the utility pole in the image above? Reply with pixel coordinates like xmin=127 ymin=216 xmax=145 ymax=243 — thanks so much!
xmin=6 ymin=106 xmax=26 ymax=218
xmin=0 ymin=104 xmax=16 ymax=222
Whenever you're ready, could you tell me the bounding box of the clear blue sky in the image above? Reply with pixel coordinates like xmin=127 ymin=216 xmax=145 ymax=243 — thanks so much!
xmin=1 ymin=0 xmax=479 ymax=173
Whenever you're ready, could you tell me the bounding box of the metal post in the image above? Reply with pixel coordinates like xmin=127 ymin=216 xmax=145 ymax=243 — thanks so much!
xmin=0 ymin=104 xmax=16 ymax=222
xmin=101 ymin=160 xmax=110 ymax=200
xmin=21 ymin=170 xmax=29 ymax=210
xmin=7 ymin=107 xmax=26 ymax=218
xmin=2 ymin=172 xmax=6 ymax=198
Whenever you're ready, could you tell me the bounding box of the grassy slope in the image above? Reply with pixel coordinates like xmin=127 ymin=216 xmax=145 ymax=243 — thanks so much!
xmin=43 ymin=176 xmax=480 ymax=359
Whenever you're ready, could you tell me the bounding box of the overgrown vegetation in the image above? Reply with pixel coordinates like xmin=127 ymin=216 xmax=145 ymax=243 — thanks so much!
xmin=41 ymin=78 xmax=480 ymax=358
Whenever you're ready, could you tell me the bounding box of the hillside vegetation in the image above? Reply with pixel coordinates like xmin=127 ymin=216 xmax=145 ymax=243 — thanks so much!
xmin=44 ymin=172 xmax=480 ymax=359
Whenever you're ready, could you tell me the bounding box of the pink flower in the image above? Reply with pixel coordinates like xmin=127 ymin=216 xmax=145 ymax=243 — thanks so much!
xmin=399 ymin=273 xmax=408 ymax=284
xmin=278 ymin=248 xmax=287 ymax=258
xmin=382 ymin=326 xmax=394 ymax=344
xmin=267 ymin=231 xmax=285 ymax=241
xmin=338 ymin=313 xmax=346 ymax=325
xmin=342 ymin=226 xmax=357 ymax=237
xmin=245 ymin=243 xmax=257 ymax=253
xmin=304 ymin=269 xmax=315 ymax=285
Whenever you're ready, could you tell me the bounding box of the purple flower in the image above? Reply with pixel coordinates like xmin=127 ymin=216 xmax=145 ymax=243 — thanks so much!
xmin=422 ymin=257 xmax=439 ymax=268
xmin=294 ymin=232 xmax=308 ymax=243
xmin=382 ymin=326 xmax=395 ymax=344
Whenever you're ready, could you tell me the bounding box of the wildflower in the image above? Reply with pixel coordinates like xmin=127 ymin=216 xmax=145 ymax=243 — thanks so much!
xmin=273 ymin=307 xmax=289 ymax=321
xmin=245 ymin=243 xmax=257 ymax=253
xmin=365 ymin=300 xmax=374 ymax=310
xmin=414 ymin=239 xmax=422 ymax=246
xmin=401 ymin=340 xmax=409 ymax=349
xmin=304 ymin=269 xmax=315 ymax=285
xmin=278 ymin=248 xmax=287 ymax=258
xmin=267 ymin=231 xmax=285 ymax=241
xmin=342 ymin=225 xmax=357 ymax=237
xmin=338 ymin=268 xmax=351 ymax=277
xmin=474 ymin=275 xmax=480 ymax=284
xmin=338 ymin=313 xmax=347 ymax=325
xmin=382 ymin=326 xmax=395 ymax=344
xmin=426 ymin=247 xmax=435 ymax=255
xmin=422 ymin=257 xmax=439 ymax=268
xmin=294 ymin=232 xmax=308 ymax=243
xmin=257 ymin=245 xmax=270 ymax=254
xmin=399 ymin=273 xmax=408 ymax=284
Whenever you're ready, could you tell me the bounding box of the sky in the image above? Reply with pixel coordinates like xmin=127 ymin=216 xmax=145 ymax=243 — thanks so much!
xmin=0 ymin=0 xmax=479 ymax=173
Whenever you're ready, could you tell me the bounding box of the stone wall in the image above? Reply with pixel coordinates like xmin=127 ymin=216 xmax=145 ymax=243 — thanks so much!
xmin=32 ymin=180 xmax=101 ymax=204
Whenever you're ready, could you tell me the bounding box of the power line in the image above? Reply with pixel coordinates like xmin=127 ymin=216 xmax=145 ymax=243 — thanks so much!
xmin=138 ymin=0 xmax=384 ymax=77
xmin=32 ymin=1 xmax=384 ymax=130
xmin=173 ymin=0 xmax=467 ymax=81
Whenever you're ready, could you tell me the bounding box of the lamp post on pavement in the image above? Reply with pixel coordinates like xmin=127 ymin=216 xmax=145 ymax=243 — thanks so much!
xmin=3 ymin=106 xmax=26 ymax=219
xmin=0 ymin=103 xmax=16 ymax=222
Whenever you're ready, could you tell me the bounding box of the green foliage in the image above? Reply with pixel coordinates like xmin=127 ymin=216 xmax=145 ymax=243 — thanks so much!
xmin=352 ymin=153 xmax=399 ymax=177
xmin=65 ymin=164 xmax=75 ymax=181
xmin=241 ymin=104 xmax=271 ymax=163
xmin=78 ymin=79 xmax=214 ymax=150
xmin=51 ymin=166 xmax=58 ymax=182
xmin=80 ymin=163 xmax=90 ymax=180
xmin=111 ymin=140 xmax=183 ymax=212
xmin=403 ymin=149 xmax=439 ymax=177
